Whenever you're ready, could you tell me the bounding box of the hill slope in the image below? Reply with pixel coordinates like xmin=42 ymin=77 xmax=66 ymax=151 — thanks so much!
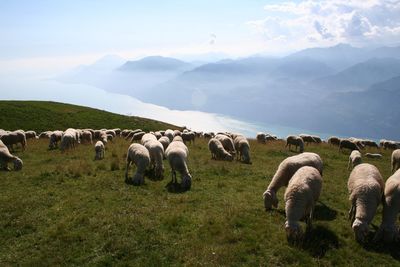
xmin=0 ymin=101 xmax=181 ymax=132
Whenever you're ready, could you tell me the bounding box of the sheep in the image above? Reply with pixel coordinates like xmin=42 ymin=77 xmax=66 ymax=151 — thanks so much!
xmin=144 ymin=139 xmax=165 ymax=179
xmin=173 ymin=130 xmax=182 ymax=137
xmin=299 ymin=134 xmax=317 ymax=145
xmin=125 ymin=143 xmax=150 ymax=186
xmin=233 ymin=135 xmax=251 ymax=164
xmin=0 ymin=140 xmax=23 ymax=171
xmin=158 ymin=136 xmax=170 ymax=151
xmin=215 ymin=134 xmax=236 ymax=155
xmin=165 ymin=141 xmax=192 ymax=191
xmin=112 ymin=128 xmax=121 ymax=135
xmin=384 ymin=141 xmax=400 ymax=150
xmin=49 ymin=131 xmax=63 ymax=149
xmin=165 ymin=129 xmax=175 ymax=142
xmin=25 ymin=130 xmax=38 ymax=140
xmin=257 ymin=132 xmax=266 ymax=144
xmin=131 ymin=131 xmax=146 ymax=142
xmin=284 ymin=166 xmax=322 ymax=242
xmin=392 ymin=149 xmax=400 ymax=174
xmin=172 ymin=135 xmax=184 ymax=142
xmin=328 ymin=136 xmax=341 ymax=146
xmin=154 ymin=131 xmax=162 ymax=139
xmin=60 ymin=131 xmax=76 ymax=151
xmin=348 ymin=163 xmax=384 ymax=243
xmin=311 ymin=135 xmax=322 ymax=144
xmin=203 ymin=132 xmax=214 ymax=139
xmin=374 ymin=169 xmax=400 ymax=243
xmin=141 ymin=133 xmax=157 ymax=145
xmin=39 ymin=131 xmax=52 ymax=139
xmin=363 ymin=140 xmax=379 ymax=149
xmin=339 ymin=139 xmax=362 ymax=152
xmin=0 ymin=130 xmax=27 ymax=151
xmin=365 ymin=153 xmax=382 ymax=159
xmin=285 ymin=135 xmax=304 ymax=153
xmin=263 ymin=152 xmax=323 ymax=210
xmin=208 ymin=138 xmax=233 ymax=161
xmin=94 ymin=141 xmax=105 ymax=160
xmin=348 ymin=150 xmax=362 ymax=170
xmin=182 ymin=132 xmax=195 ymax=144
xmin=125 ymin=129 xmax=143 ymax=140
xmin=105 ymin=129 xmax=116 ymax=138
xmin=80 ymin=130 xmax=93 ymax=144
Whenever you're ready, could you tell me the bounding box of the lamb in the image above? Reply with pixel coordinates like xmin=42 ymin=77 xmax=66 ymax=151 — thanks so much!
xmin=0 ymin=130 xmax=27 ymax=151
xmin=215 ymin=134 xmax=236 ymax=155
xmin=49 ymin=131 xmax=63 ymax=149
xmin=125 ymin=143 xmax=150 ymax=186
xmin=339 ymin=139 xmax=362 ymax=152
xmin=348 ymin=150 xmax=362 ymax=170
xmin=284 ymin=166 xmax=322 ymax=242
xmin=285 ymin=135 xmax=304 ymax=153
xmin=374 ymin=169 xmax=400 ymax=243
xmin=365 ymin=153 xmax=382 ymax=159
xmin=25 ymin=130 xmax=38 ymax=140
xmin=328 ymin=136 xmax=341 ymax=146
xmin=165 ymin=129 xmax=175 ymax=142
xmin=263 ymin=152 xmax=323 ymax=210
xmin=347 ymin=163 xmax=384 ymax=243
xmin=165 ymin=141 xmax=192 ymax=191
xmin=0 ymin=140 xmax=23 ymax=171
xmin=208 ymin=138 xmax=233 ymax=161
xmin=144 ymin=139 xmax=165 ymax=179
xmin=233 ymin=135 xmax=251 ymax=164
xmin=391 ymin=149 xmax=400 ymax=174
xmin=94 ymin=141 xmax=105 ymax=160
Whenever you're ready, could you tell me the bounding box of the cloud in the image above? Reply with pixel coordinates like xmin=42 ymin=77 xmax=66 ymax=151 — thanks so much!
xmin=247 ymin=0 xmax=400 ymax=48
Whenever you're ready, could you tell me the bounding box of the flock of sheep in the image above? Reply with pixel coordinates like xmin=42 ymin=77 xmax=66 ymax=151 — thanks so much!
xmin=1 ymin=127 xmax=400 ymax=245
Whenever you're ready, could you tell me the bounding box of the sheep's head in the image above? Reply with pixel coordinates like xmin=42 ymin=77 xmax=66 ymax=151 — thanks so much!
xmin=285 ymin=221 xmax=302 ymax=243
xmin=181 ymin=173 xmax=192 ymax=191
xmin=13 ymin=157 xmax=23 ymax=171
xmin=225 ymin=153 xmax=233 ymax=162
xmin=263 ymin=189 xmax=278 ymax=210
xmin=352 ymin=219 xmax=369 ymax=243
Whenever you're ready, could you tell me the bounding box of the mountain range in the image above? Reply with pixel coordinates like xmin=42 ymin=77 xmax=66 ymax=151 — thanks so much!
xmin=57 ymin=44 xmax=400 ymax=139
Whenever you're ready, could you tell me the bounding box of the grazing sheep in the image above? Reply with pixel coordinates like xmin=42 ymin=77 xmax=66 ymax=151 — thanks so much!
xmin=131 ymin=131 xmax=146 ymax=142
xmin=165 ymin=141 xmax=192 ymax=191
xmin=112 ymin=128 xmax=121 ymax=135
xmin=348 ymin=150 xmax=362 ymax=170
xmin=339 ymin=139 xmax=362 ymax=152
xmin=311 ymin=135 xmax=322 ymax=144
xmin=257 ymin=132 xmax=266 ymax=144
xmin=173 ymin=130 xmax=182 ymax=137
xmin=49 ymin=131 xmax=63 ymax=149
xmin=0 ymin=140 xmax=23 ymax=171
xmin=285 ymin=135 xmax=304 ymax=153
xmin=165 ymin=129 xmax=175 ymax=142
xmin=158 ymin=136 xmax=170 ymax=151
xmin=94 ymin=141 xmax=105 ymax=160
xmin=348 ymin=163 xmax=384 ymax=243
xmin=328 ymin=136 xmax=341 ymax=146
xmin=60 ymin=131 xmax=76 ymax=151
xmin=25 ymin=130 xmax=38 ymax=140
xmin=154 ymin=131 xmax=162 ymax=139
xmin=0 ymin=130 xmax=27 ymax=151
xmin=182 ymin=132 xmax=195 ymax=144
xmin=141 ymin=133 xmax=157 ymax=145
xmin=234 ymin=135 xmax=251 ymax=164
xmin=363 ymin=140 xmax=379 ymax=149
xmin=105 ymin=129 xmax=116 ymax=138
xmin=172 ymin=135 xmax=184 ymax=142
xmin=208 ymin=138 xmax=233 ymax=161
xmin=144 ymin=139 xmax=165 ymax=179
xmin=263 ymin=152 xmax=323 ymax=210
xmin=204 ymin=132 xmax=214 ymax=139
xmin=215 ymin=134 xmax=236 ymax=155
xmin=81 ymin=130 xmax=93 ymax=144
xmin=392 ymin=149 xmax=400 ymax=174
xmin=365 ymin=153 xmax=382 ymax=159
xmin=383 ymin=140 xmax=400 ymax=150
xmin=39 ymin=131 xmax=52 ymax=139
xmin=299 ymin=134 xmax=317 ymax=145
xmin=125 ymin=143 xmax=150 ymax=186
xmin=125 ymin=129 xmax=143 ymax=140
xmin=284 ymin=166 xmax=322 ymax=242
xmin=374 ymin=169 xmax=400 ymax=243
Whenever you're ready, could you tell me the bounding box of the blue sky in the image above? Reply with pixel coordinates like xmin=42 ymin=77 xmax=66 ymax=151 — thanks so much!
xmin=1 ymin=0 xmax=399 ymax=71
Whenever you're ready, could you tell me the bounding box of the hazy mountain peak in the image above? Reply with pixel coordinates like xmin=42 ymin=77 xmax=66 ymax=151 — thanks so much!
xmin=118 ymin=56 xmax=192 ymax=72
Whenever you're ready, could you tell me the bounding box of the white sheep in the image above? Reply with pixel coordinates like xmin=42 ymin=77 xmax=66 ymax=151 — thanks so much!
xmin=348 ymin=163 xmax=384 ymax=243
xmin=165 ymin=129 xmax=175 ymax=142
xmin=165 ymin=141 xmax=192 ymax=191
xmin=208 ymin=138 xmax=233 ymax=161
xmin=284 ymin=166 xmax=322 ymax=242
xmin=374 ymin=169 xmax=400 ymax=243
xmin=256 ymin=132 xmax=266 ymax=144
xmin=215 ymin=134 xmax=236 ymax=155
xmin=94 ymin=141 xmax=105 ymax=160
xmin=144 ymin=139 xmax=165 ymax=179
xmin=0 ymin=140 xmax=23 ymax=171
xmin=285 ymin=135 xmax=304 ymax=153
xmin=348 ymin=150 xmax=362 ymax=170
xmin=234 ymin=135 xmax=251 ymax=164
xmin=158 ymin=136 xmax=170 ymax=151
xmin=49 ymin=130 xmax=63 ymax=149
xmin=125 ymin=143 xmax=150 ymax=186
xmin=172 ymin=135 xmax=184 ymax=142
xmin=81 ymin=130 xmax=93 ymax=144
xmin=0 ymin=130 xmax=26 ymax=151
xmin=391 ymin=149 xmax=400 ymax=174
xmin=182 ymin=132 xmax=195 ymax=144
xmin=60 ymin=130 xmax=77 ymax=151
xmin=141 ymin=133 xmax=157 ymax=145
xmin=263 ymin=152 xmax=323 ymax=210
xmin=25 ymin=130 xmax=38 ymax=140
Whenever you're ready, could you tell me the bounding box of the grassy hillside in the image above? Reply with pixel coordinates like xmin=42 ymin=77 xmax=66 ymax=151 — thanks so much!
xmin=1 ymin=135 xmax=399 ymax=266
xmin=0 ymin=101 xmax=181 ymax=132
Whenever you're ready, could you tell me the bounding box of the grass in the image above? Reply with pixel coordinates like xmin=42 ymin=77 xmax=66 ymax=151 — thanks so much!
xmin=1 ymin=135 xmax=399 ymax=266
xmin=0 ymin=101 xmax=182 ymax=132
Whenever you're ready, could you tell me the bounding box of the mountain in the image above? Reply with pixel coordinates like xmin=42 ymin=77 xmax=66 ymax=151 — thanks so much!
xmin=118 ymin=56 xmax=193 ymax=72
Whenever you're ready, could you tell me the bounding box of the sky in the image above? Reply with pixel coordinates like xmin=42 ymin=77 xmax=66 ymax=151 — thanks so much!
xmin=1 ymin=0 xmax=399 ymax=73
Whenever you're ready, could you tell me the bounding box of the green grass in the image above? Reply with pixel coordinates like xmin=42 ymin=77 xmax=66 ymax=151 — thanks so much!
xmin=1 ymin=135 xmax=399 ymax=266
xmin=0 ymin=101 xmax=182 ymax=132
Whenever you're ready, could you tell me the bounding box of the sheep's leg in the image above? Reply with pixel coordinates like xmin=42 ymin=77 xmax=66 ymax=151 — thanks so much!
xmin=125 ymin=160 xmax=131 ymax=182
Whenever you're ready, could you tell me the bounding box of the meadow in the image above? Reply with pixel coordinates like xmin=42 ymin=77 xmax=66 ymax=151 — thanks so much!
xmin=1 ymin=134 xmax=399 ymax=266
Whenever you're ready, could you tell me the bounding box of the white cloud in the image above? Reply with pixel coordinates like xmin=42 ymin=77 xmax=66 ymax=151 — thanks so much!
xmin=247 ymin=0 xmax=400 ymax=49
